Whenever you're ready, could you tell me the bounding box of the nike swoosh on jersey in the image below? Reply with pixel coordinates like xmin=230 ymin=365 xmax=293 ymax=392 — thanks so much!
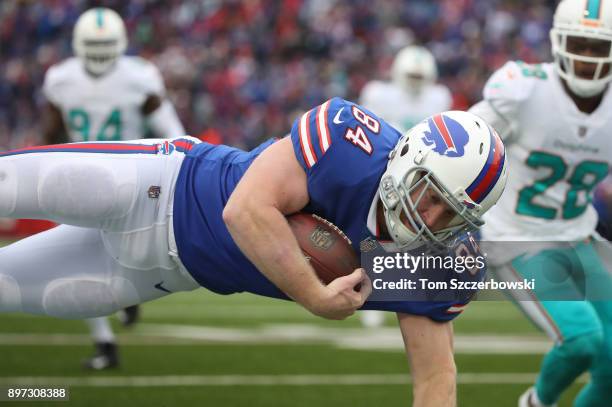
xmin=333 ymin=107 xmax=345 ymax=124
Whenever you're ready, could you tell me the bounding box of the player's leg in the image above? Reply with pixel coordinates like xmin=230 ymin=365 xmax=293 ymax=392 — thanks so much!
xmin=0 ymin=225 xmax=137 ymax=317
xmin=0 ymin=224 xmax=198 ymax=318
xmin=499 ymin=248 xmax=603 ymax=406
xmin=117 ymin=305 xmax=140 ymax=327
xmin=573 ymin=301 xmax=612 ymax=407
xmin=83 ymin=317 xmax=119 ymax=370
xmin=0 ymin=140 xmax=177 ymax=231
xmin=574 ymin=241 xmax=612 ymax=406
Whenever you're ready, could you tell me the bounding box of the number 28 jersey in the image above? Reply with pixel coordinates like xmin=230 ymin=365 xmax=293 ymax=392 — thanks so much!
xmin=173 ymin=97 xmax=477 ymax=321
xmin=475 ymin=61 xmax=612 ymax=241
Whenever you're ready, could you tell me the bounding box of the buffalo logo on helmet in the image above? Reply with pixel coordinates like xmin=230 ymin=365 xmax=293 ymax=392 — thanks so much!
xmin=422 ymin=114 xmax=469 ymax=158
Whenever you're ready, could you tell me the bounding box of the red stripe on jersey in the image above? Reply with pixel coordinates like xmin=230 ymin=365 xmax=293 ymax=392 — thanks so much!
xmin=9 ymin=143 xmax=158 ymax=153
xmin=173 ymin=140 xmax=194 ymax=152
xmin=446 ymin=303 xmax=468 ymax=313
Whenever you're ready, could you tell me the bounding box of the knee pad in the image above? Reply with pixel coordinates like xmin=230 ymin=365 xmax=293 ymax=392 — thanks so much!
xmin=38 ymin=160 xmax=137 ymax=222
xmin=557 ymin=331 xmax=604 ymax=364
xmin=42 ymin=277 xmax=138 ymax=319
xmin=0 ymin=274 xmax=21 ymax=312
xmin=0 ymin=162 xmax=18 ymax=216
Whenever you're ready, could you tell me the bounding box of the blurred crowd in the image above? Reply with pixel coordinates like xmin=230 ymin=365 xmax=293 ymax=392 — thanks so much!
xmin=1 ymin=0 xmax=556 ymax=149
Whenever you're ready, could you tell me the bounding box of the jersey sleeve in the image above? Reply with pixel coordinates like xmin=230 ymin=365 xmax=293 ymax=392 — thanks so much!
xmin=360 ymin=300 xmax=471 ymax=322
xmin=483 ymin=60 xmax=538 ymax=104
xmin=289 ymin=97 xmax=395 ymax=212
xmin=290 ymin=97 xmax=381 ymax=171
xmin=132 ymin=57 xmax=166 ymax=97
xmin=470 ymin=60 xmax=539 ymax=141
xmin=358 ymin=81 xmax=387 ymax=113
xmin=42 ymin=65 xmax=63 ymax=106
xmin=434 ymin=84 xmax=453 ymax=112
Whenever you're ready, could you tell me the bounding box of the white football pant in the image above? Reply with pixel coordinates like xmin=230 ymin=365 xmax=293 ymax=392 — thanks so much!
xmin=0 ymin=138 xmax=200 ymax=319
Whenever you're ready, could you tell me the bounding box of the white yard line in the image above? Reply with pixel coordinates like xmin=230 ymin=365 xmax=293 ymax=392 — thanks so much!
xmin=0 ymin=323 xmax=552 ymax=354
xmin=0 ymin=373 xmax=586 ymax=387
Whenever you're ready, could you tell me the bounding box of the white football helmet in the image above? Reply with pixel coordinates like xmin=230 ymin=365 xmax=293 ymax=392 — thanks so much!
xmin=550 ymin=0 xmax=612 ymax=97
xmin=391 ymin=45 xmax=438 ymax=95
xmin=379 ymin=111 xmax=507 ymax=251
xmin=72 ymin=7 xmax=127 ymax=76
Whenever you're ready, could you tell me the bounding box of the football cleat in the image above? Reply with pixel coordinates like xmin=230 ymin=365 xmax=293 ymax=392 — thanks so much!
xmin=118 ymin=305 xmax=141 ymax=327
xmin=82 ymin=342 xmax=119 ymax=371
xmin=518 ymin=387 xmax=557 ymax=407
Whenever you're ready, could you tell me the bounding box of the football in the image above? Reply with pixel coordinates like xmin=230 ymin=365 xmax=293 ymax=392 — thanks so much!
xmin=287 ymin=212 xmax=360 ymax=285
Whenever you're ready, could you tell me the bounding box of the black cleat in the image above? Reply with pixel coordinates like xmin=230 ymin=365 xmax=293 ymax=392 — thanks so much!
xmin=117 ymin=305 xmax=140 ymax=327
xmin=82 ymin=342 xmax=119 ymax=371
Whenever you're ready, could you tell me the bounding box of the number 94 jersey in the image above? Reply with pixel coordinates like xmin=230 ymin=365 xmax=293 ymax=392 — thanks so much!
xmin=42 ymin=56 xmax=165 ymax=142
xmin=475 ymin=61 xmax=612 ymax=241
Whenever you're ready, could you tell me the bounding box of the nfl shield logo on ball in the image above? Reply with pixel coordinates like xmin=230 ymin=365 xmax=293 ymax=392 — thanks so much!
xmin=309 ymin=226 xmax=335 ymax=250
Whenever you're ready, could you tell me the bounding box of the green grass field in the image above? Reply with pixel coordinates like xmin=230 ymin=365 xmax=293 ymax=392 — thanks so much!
xmin=0 ymin=288 xmax=585 ymax=407
xmin=0 ymin=236 xmax=586 ymax=406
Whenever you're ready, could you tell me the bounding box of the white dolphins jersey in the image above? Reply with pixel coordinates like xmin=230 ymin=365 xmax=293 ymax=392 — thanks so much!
xmin=359 ymin=80 xmax=452 ymax=133
xmin=475 ymin=61 xmax=612 ymax=241
xmin=42 ymin=56 xmax=165 ymax=142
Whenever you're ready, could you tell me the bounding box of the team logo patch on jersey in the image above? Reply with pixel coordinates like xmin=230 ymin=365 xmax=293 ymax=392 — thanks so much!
xmin=422 ymin=114 xmax=469 ymax=158
xmin=148 ymin=186 xmax=161 ymax=199
xmin=157 ymin=141 xmax=175 ymax=155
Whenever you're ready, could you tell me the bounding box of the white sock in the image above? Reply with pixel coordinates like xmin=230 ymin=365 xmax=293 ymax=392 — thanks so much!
xmin=85 ymin=317 xmax=115 ymax=343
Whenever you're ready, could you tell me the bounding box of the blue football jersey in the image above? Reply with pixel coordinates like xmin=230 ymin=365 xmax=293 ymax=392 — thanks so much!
xmin=173 ymin=97 xmax=479 ymax=321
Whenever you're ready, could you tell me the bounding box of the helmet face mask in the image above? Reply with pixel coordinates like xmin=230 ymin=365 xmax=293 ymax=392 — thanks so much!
xmin=72 ymin=8 xmax=127 ymax=76
xmin=380 ymin=168 xmax=483 ymax=252
xmin=378 ymin=111 xmax=507 ymax=252
xmin=551 ymin=0 xmax=612 ymax=97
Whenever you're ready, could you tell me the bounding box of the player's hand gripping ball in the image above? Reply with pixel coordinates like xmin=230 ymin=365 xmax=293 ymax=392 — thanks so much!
xmin=287 ymin=213 xmax=360 ymax=285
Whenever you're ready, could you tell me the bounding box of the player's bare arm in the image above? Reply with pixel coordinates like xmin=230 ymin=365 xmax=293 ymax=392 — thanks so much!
xmin=141 ymin=94 xmax=161 ymax=115
xmin=42 ymin=102 xmax=68 ymax=145
xmin=142 ymin=93 xmax=186 ymax=138
xmin=223 ymin=136 xmax=371 ymax=319
xmin=397 ymin=312 xmax=456 ymax=407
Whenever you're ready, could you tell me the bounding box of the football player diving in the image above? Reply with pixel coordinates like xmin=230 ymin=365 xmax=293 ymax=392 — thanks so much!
xmin=0 ymin=99 xmax=506 ymax=406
